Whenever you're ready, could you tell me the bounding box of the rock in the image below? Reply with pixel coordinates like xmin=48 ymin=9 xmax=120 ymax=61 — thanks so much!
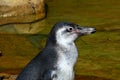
xmin=0 ymin=0 xmax=45 ymax=25
xmin=0 ymin=0 xmax=46 ymax=34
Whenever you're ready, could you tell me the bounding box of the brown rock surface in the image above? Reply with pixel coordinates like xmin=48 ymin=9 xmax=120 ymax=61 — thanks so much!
xmin=0 ymin=0 xmax=45 ymax=25
xmin=0 ymin=0 xmax=46 ymax=34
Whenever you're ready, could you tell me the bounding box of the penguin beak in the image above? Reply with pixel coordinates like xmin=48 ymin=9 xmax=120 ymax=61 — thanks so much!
xmin=75 ymin=26 xmax=96 ymax=35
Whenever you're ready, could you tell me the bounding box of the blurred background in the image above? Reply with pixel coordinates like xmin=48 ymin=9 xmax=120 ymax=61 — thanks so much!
xmin=0 ymin=0 xmax=120 ymax=80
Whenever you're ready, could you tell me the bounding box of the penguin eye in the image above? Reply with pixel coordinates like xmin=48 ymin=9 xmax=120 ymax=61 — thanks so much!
xmin=66 ymin=27 xmax=74 ymax=32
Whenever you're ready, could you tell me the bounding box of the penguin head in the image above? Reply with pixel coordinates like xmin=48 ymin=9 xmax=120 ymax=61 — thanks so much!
xmin=47 ymin=22 xmax=96 ymax=45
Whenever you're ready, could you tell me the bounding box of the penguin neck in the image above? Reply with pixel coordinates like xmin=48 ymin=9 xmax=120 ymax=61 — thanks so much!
xmin=55 ymin=39 xmax=78 ymax=68
xmin=57 ymin=40 xmax=74 ymax=48
xmin=55 ymin=39 xmax=76 ymax=54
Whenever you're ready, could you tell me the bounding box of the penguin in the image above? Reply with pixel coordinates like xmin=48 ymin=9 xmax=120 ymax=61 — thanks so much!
xmin=16 ymin=22 xmax=96 ymax=80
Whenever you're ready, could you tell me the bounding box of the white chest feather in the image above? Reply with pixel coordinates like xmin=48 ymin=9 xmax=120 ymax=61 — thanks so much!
xmin=54 ymin=43 xmax=78 ymax=80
